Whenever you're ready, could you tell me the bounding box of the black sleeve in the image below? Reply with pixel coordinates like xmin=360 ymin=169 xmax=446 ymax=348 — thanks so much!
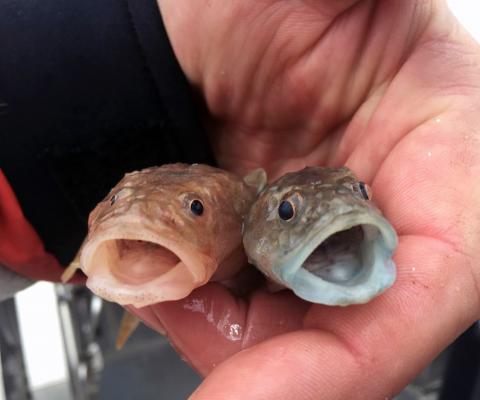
xmin=0 ymin=0 xmax=214 ymax=264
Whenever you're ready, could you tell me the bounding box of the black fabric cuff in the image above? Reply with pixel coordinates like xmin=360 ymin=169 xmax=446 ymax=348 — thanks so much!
xmin=126 ymin=0 xmax=212 ymax=163
xmin=0 ymin=0 xmax=213 ymax=264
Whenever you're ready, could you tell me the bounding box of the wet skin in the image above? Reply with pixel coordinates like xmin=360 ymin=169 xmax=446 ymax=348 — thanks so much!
xmin=129 ymin=1 xmax=480 ymax=399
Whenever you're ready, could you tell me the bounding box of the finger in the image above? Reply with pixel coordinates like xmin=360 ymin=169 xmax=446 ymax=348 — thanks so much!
xmin=129 ymin=283 xmax=309 ymax=376
xmin=190 ymin=236 xmax=479 ymax=399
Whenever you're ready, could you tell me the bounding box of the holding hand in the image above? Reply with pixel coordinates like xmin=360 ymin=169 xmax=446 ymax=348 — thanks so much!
xmin=130 ymin=1 xmax=480 ymax=399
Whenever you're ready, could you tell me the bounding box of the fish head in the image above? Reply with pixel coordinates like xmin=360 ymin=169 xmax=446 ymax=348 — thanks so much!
xmin=243 ymin=166 xmax=398 ymax=306
xmin=80 ymin=164 xmax=257 ymax=307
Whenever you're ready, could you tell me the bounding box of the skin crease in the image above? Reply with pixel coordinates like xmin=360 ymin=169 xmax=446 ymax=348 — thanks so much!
xmin=129 ymin=1 xmax=480 ymax=399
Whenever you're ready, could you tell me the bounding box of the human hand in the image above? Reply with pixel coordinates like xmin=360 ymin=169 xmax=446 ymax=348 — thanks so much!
xmin=132 ymin=1 xmax=480 ymax=398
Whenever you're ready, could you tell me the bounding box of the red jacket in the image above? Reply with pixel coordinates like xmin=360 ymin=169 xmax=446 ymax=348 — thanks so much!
xmin=0 ymin=170 xmax=84 ymax=283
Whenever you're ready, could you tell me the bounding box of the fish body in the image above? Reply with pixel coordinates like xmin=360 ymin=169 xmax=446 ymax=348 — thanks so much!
xmin=243 ymin=166 xmax=397 ymax=306
xmin=69 ymin=163 xmax=260 ymax=308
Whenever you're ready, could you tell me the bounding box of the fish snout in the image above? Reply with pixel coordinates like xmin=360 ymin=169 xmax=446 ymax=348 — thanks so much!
xmin=80 ymin=232 xmax=214 ymax=307
xmin=274 ymin=210 xmax=397 ymax=305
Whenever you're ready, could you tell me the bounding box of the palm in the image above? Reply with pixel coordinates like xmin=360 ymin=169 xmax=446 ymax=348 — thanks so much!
xmin=132 ymin=1 xmax=480 ymax=398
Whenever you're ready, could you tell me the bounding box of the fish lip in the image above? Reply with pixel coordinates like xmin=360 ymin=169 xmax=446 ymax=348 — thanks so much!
xmin=79 ymin=226 xmax=215 ymax=307
xmin=274 ymin=210 xmax=398 ymax=305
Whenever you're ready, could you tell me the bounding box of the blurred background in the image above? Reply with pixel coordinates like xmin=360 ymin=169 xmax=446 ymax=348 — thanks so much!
xmin=1 ymin=1 xmax=480 ymax=399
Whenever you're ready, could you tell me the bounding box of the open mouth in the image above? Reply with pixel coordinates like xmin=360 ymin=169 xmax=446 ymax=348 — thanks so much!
xmin=301 ymin=225 xmax=367 ymax=285
xmin=80 ymin=234 xmax=211 ymax=307
xmin=280 ymin=217 xmax=397 ymax=305
xmin=95 ymin=239 xmax=182 ymax=284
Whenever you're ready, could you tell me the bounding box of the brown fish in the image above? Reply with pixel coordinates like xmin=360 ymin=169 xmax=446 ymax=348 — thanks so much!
xmin=63 ymin=163 xmax=265 ymax=308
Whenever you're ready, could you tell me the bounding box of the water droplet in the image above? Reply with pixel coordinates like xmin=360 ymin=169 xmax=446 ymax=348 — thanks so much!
xmin=226 ymin=323 xmax=242 ymax=341
xmin=183 ymin=298 xmax=206 ymax=313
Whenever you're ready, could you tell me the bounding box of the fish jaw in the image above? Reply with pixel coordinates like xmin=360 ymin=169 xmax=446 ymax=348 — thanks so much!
xmin=274 ymin=210 xmax=397 ymax=306
xmin=80 ymin=225 xmax=216 ymax=308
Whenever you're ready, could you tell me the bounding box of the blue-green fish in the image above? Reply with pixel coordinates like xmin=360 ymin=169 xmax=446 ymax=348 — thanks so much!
xmin=242 ymin=166 xmax=397 ymax=305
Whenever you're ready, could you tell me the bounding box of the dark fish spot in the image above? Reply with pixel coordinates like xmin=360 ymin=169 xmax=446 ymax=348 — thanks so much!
xmin=359 ymin=182 xmax=370 ymax=200
xmin=190 ymin=199 xmax=204 ymax=216
xmin=279 ymin=200 xmax=294 ymax=221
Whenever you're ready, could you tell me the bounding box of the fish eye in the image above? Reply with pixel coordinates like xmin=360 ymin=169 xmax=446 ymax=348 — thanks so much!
xmin=278 ymin=200 xmax=295 ymax=221
xmin=358 ymin=182 xmax=371 ymax=200
xmin=190 ymin=199 xmax=204 ymax=216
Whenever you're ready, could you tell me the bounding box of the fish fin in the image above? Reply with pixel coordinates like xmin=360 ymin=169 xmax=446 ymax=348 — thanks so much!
xmin=115 ymin=311 xmax=141 ymax=350
xmin=243 ymin=168 xmax=267 ymax=194
xmin=61 ymin=252 xmax=81 ymax=283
